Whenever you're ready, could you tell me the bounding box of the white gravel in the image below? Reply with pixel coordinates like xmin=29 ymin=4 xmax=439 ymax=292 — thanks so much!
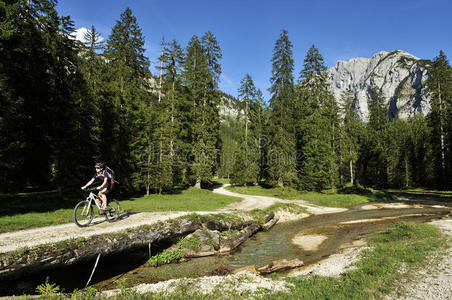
xmin=101 ymin=271 xmax=293 ymax=298
xmin=289 ymin=246 xmax=368 ymax=277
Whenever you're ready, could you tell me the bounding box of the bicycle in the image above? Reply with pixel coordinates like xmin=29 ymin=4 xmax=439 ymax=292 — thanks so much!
xmin=73 ymin=187 xmax=121 ymax=227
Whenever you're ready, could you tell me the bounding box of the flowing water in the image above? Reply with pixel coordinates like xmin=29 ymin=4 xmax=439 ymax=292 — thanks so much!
xmin=2 ymin=202 xmax=450 ymax=295
xmin=90 ymin=202 xmax=450 ymax=291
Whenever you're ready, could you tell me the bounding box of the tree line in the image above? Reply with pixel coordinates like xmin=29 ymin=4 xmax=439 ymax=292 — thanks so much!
xmin=1 ymin=1 xmax=222 ymax=193
xmin=1 ymin=1 xmax=451 ymax=195
xmin=225 ymin=31 xmax=452 ymax=191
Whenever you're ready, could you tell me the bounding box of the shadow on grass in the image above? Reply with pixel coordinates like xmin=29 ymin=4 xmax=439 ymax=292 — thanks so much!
xmin=388 ymin=190 xmax=452 ymax=205
xmin=0 ymin=189 xmax=133 ymax=217
xmin=0 ymin=191 xmax=79 ymax=217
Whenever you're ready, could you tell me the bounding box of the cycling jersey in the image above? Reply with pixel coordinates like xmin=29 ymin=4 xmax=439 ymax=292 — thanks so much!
xmin=93 ymin=170 xmax=113 ymax=191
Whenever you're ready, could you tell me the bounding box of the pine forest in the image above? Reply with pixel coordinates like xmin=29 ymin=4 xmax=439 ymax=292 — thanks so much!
xmin=2 ymin=1 xmax=452 ymax=196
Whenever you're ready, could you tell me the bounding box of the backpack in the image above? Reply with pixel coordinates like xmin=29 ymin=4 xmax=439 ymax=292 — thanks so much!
xmin=104 ymin=166 xmax=119 ymax=184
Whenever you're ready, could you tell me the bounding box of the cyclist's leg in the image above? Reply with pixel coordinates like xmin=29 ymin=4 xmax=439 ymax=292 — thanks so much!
xmin=99 ymin=188 xmax=108 ymax=210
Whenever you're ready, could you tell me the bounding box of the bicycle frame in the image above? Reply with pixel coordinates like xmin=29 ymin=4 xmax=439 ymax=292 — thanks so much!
xmin=82 ymin=192 xmax=103 ymax=215
xmin=75 ymin=188 xmax=120 ymax=227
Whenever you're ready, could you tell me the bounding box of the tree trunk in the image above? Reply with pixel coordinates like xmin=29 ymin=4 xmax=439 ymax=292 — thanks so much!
xmin=439 ymin=83 xmax=446 ymax=181
xmin=195 ymin=178 xmax=201 ymax=189
xmin=350 ymin=157 xmax=354 ymax=186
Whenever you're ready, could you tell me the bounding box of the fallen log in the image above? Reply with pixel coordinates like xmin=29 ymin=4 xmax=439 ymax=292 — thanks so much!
xmin=257 ymin=258 xmax=305 ymax=274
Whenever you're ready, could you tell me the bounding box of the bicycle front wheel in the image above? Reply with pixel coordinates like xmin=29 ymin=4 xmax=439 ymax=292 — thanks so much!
xmin=73 ymin=200 xmax=94 ymax=227
xmin=105 ymin=199 xmax=121 ymax=223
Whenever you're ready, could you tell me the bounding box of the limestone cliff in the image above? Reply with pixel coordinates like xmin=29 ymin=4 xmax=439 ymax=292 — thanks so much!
xmin=328 ymin=50 xmax=431 ymax=120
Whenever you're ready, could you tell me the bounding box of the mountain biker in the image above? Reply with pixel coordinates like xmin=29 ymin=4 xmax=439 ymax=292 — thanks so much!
xmin=81 ymin=162 xmax=112 ymax=214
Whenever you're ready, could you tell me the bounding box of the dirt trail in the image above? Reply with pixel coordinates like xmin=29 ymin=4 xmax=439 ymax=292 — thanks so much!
xmin=0 ymin=184 xmax=343 ymax=254
xmin=213 ymin=184 xmax=347 ymax=215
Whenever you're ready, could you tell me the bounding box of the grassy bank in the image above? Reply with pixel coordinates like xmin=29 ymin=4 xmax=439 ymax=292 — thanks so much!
xmin=226 ymin=185 xmax=380 ymax=208
xmin=0 ymin=188 xmax=239 ymax=234
xmin=270 ymin=222 xmax=448 ymax=300
xmin=140 ymin=222 xmax=449 ymax=299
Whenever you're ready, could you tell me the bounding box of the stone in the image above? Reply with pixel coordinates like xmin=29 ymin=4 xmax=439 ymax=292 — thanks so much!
xmin=328 ymin=50 xmax=431 ymax=121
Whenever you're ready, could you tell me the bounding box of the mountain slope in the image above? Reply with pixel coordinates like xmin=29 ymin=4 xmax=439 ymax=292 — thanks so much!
xmin=328 ymin=50 xmax=431 ymax=120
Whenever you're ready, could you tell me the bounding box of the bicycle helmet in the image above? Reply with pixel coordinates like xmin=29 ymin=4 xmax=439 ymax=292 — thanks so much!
xmin=95 ymin=162 xmax=104 ymax=169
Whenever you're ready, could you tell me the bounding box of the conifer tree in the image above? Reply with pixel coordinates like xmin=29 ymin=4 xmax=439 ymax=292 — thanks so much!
xmin=253 ymin=89 xmax=268 ymax=183
xmin=105 ymin=7 xmax=152 ymax=192
xmin=387 ymin=118 xmax=411 ymax=188
xmin=0 ymin=0 xmax=92 ymax=191
xmin=426 ymin=51 xmax=452 ymax=187
xmin=360 ymin=88 xmax=389 ymax=187
xmin=338 ymin=89 xmax=363 ymax=186
xmin=231 ymin=74 xmax=260 ymax=185
xmin=266 ymin=30 xmax=296 ymax=187
xmin=183 ymin=34 xmax=222 ymax=188
xmin=296 ymin=45 xmax=338 ymax=191
xmin=146 ymin=38 xmax=185 ymax=194
xmin=408 ymin=115 xmax=432 ymax=186
xmin=77 ymin=25 xmax=106 ymax=173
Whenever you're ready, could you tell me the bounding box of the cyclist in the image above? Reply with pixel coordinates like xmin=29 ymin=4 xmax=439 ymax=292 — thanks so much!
xmin=81 ymin=162 xmax=112 ymax=214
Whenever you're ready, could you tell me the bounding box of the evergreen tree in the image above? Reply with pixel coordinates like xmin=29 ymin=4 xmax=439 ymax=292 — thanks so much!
xmin=266 ymin=29 xmax=296 ymax=187
xmin=253 ymin=89 xmax=268 ymax=183
xmin=231 ymin=74 xmax=260 ymax=185
xmin=105 ymin=7 xmax=152 ymax=192
xmin=387 ymin=118 xmax=411 ymax=188
xmin=408 ymin=115 xmax=432 ymax=186
xmin=359 ymin=88 xmax=389 ymax=187
xmin=338 ymin=89 xmax=363 ymax=187
xmin=146 ymin=38 xmax=185 ymax=194
xmin=77 ymin=25 xmax=107 ymax=176
xmin=0 ymin=0 xmax=92 ymax=191
xmin=218 ymin=114 xmax=241 ymax=179
xmin=296 ymin=45 xmax=338 ymax=191
xmin=426 ymin=50 xmax=452 ymax=187
xmin=183 ymin=33 xmax=222 ymax=188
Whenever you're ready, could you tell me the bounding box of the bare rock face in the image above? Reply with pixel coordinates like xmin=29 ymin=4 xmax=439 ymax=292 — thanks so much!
xmin=328 ymin=50 xmax=431 ymax=121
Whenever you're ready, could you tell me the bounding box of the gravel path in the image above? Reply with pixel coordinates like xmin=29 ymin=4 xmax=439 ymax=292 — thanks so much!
xmin=214 ymin=184 xmax=347 ymax=215
xmin=0 ymin=184 xmax=344 ymax=254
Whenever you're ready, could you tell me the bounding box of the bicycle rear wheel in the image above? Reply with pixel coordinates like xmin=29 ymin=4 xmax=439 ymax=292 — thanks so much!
xmin=105 ymin=199 xmax=121 ymax=223
xmin=73 ymin=200 xmax=94 ymax=227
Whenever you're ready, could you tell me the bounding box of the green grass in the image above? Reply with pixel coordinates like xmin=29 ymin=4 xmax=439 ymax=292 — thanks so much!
xmin=387 ymin=187 xmax=452 ymax=200
xmin=226 ymin=185 xmax=378 ymax=208
xmin=212 ymin=177 xmax=231 ymax=184
xmin=123 ymin=187 xmax=238 ymax=212
xmin=266 ymin=222 xmax=448 ymax=300
xmin=0 ymin=188 xmax=239 ymax=233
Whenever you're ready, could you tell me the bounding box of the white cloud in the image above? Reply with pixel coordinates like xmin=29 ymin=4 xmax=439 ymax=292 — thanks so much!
xmin=70 ymin=27 xmax=104 ymax=44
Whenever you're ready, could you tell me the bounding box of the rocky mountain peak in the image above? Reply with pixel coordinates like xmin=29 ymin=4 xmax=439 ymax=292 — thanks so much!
xmin=329 ymin=50 xmax=431 ymax=121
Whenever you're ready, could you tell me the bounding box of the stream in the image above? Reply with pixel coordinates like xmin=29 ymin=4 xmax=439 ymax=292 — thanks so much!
xmin=2 ymin=201 xmax=450 ymax=296
xmin=91 ymin=202 xmax=450 ymax=291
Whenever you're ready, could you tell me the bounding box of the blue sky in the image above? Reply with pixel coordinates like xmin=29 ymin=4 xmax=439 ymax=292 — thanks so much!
xmin=57 ymin=0 xmax=452 ymax=101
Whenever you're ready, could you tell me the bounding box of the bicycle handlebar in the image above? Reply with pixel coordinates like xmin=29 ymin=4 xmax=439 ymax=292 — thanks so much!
xmin=83 ymin=187 xmax=99 ymax=192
